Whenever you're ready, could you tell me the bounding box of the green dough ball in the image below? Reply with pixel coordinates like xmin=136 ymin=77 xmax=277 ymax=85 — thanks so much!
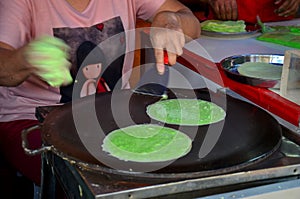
xmin=33 ymin=35 xmax=70 ymax=50
xmin=40 ymin=69 xmax=73 ymax=87
xmin=102 ymin=124 xmax=192 ymax=162
xmin=146 ymin=99 xmax=226 ymax=126
xmin=26 ymin=36 xmax=72 ymax=87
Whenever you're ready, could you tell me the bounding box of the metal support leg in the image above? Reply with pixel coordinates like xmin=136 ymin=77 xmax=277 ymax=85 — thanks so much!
xmin=40 ymin=152 xmax=57 ymax=199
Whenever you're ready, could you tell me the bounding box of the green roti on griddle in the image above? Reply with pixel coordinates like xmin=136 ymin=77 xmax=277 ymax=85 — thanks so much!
xmin=146 ymin=99 xmax=226 ymax=126
xmin=102 ymin=124 xmax=192 ymax=162
xmin=237 ymin=62 xmax=282 ymax=80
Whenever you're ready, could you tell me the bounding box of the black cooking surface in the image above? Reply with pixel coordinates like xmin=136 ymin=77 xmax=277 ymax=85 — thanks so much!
xmin=65 ymin=131 xmax=300 ymax=197
xmin=36 ymin=89 xmax=300 ymax=198
xmin=37 ymin=88 xmax=284 ymax=184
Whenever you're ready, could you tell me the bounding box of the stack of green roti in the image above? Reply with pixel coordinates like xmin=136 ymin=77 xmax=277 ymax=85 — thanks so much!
xmin=201 ymin=20 xmax=246 ymax=33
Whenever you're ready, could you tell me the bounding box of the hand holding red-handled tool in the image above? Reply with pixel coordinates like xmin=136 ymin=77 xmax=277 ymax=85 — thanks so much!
xmin=148 ymin=1 xmax=200 ymax=75
xmin=150 ymin=12 xmax=186 ymax=75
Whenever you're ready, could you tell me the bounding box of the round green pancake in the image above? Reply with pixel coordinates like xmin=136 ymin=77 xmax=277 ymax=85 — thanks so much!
xmin=237 ymin=62 xmax=282 ymax=80
xmin=146 ymin=99 xmax=226 ymax=126
xmin=102 ymin=124 xmax=192 ymax=162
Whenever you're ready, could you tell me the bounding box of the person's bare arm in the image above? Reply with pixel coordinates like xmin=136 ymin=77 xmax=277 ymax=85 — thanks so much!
xmin=0 ymin=42 xmax=34 ymax=86
xmin=148 ymin=0 xmax=201 ymax=74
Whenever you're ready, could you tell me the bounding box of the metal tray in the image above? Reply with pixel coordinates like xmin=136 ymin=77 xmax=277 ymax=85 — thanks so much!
xmin=201 ymin=23 xmax=261 ymax=39
xmin=201 ymin=29 xmax=260 ymax=39
xmin=220 ymin=54 xmax=284 ymax=88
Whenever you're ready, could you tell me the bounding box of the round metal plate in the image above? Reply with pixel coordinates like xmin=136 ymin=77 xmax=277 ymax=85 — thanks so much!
xmin=201 ymin=23 xmax=261 ymax=39
xmin=201 ymin=29 xmax=261 ymax=39
xmin=220 ymin=54 xmax=284 ymax=88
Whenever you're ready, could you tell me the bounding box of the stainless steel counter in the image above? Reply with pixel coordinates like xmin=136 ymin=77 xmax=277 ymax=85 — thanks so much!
xmin=201 ymin=178 xmax=300 ymax=199
xmin=185 ymin=19 xmax=300 ymax=63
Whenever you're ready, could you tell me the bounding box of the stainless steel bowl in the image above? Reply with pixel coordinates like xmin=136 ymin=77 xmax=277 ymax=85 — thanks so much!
xmin=220 ymin=54 xmax=284 ymax=88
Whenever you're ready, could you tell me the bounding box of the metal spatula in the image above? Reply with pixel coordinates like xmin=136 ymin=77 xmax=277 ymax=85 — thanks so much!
xmin=133 ymin=64 xmax=169 ymax=97
xmin=256 ymin=15 xmax=275 ymax=33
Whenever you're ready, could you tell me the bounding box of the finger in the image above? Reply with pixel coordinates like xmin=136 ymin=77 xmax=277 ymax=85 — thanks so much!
xmin=164 ymin=39 xmax=183 ymax=64
xmin=277 ymin=2 xmax=298 ymax=17
xmin=276 ymin=0 xmax=292 ymax=15
xmin=154 ymin=48 xmax=165 ymax=75
xmin=209 ymin=0 xmax=218 ymax=17
xmin=274 ymin=0 xmax=282 ymax=5
xmin=278 ymin=5 xmax=297 ymax=17
xmin=224 ymin=4 xmax=232 ymax=20
xmin=213 ymin=2 xmax=222 ymax=19
xmin=177 ymin=30 xmax=185 ymax=49
xmin=167 ymin=51 xmax=177 ymax=66
xmin=219 ymin=3 xmax=227 ymax=20
xmin=231 ymin=0 xmax=238 ymax=20
xmin=166 ymin=34 xmax=184 ymax=56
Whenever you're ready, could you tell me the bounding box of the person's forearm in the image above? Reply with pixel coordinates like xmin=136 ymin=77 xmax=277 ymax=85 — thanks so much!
xmin=173 ymin=8 xmax=201 ymax=41
xmin=151 ymin=8 xmax=201 ymax=42
xmin=0 ymin=46 xmax=33 ymax=87
xmin=149 ymin=0 xmax=201 ymax=41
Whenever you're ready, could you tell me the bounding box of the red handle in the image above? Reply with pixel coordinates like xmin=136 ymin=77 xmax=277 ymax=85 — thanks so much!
xmin=164 ymin=51 xmax=169 ymax=65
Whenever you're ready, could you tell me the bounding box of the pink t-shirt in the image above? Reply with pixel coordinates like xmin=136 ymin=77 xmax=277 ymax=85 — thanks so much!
xmin=0 ymin=0 xmax=165 ymax=121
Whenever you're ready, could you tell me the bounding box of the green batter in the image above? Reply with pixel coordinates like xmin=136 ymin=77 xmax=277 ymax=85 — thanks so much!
xmin=102 ymin=124 xmax=192 ymax=162
xmin=146 ymin=99 xmax=226 ymax=126
xmin=237 ymin=62 xmax=282 ymax=80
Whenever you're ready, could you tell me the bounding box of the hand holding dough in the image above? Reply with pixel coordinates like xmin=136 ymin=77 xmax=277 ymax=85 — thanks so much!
xmin=25 ymin=36 xmax=72 ymax=87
